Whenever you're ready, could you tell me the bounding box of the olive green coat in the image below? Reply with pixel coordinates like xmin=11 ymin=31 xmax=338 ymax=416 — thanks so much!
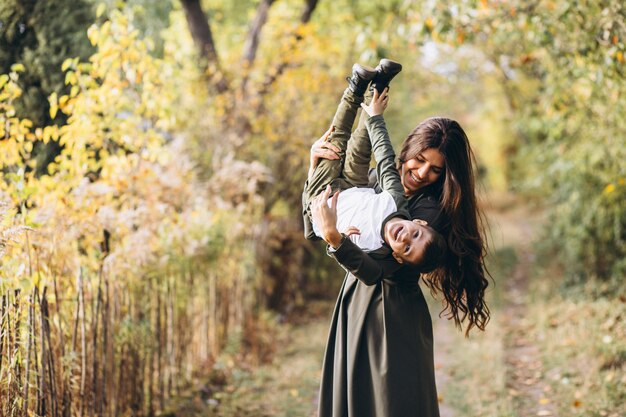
xmin=317 ymin=176 xmax=446 ymax=417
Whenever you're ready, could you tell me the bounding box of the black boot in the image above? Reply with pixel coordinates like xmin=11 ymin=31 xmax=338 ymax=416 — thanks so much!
xmin=346 ymin=63 xmax=377 ymax=96
xmin=371 ymin=59 xmax=403 ymax=94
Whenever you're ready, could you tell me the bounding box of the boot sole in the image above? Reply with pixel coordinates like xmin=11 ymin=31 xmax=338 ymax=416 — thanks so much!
xmin=377 ymin=58 xmax=402 ymax=75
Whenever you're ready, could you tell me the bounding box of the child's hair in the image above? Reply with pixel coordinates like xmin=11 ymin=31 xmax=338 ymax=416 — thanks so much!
xmin=415 ymin=228 xmax=447 ymax=273
xmin=398 ymin=117 xmax=490 ymax=336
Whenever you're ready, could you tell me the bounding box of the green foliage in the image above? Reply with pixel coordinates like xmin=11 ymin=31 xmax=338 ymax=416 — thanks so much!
xmin=0 ymin=0 xmax=95 ymax=126
xmin=418 ymin=0 xmax=626 ymax=280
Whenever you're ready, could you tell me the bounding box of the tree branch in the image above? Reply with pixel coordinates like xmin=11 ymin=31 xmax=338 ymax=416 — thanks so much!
xmin=241 ymin=0 xmax=277 ymax=92
xmin=257 ymin=0 xmax=320 ymax=97
xmin=242 ymin=0 xmax=276 ymax=66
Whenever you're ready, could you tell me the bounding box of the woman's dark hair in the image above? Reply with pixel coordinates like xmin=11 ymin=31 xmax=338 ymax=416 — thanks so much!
xmin=398 ymin=117 xmax=490 ymax=336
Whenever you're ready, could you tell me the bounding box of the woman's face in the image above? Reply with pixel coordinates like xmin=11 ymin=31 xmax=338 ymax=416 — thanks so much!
xmin=401 ymin=148 xmax=445 ymax=195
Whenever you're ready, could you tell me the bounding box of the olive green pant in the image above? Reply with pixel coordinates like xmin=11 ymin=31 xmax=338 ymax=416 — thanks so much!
xmin=304 ymin=88 xmax=374 ymax=203
xmin=302 ymin=88 xmax=379 ymax=239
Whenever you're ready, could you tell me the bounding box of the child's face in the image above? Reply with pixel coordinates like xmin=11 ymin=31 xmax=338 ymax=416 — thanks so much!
xmin=383 ymin=218 xmax=434 ymax=265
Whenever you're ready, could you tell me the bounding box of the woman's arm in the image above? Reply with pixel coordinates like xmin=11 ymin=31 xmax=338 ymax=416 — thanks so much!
xmin=360 ymin=89 xmax=407 ymax=213
xmin=307 ymin=126 xmax=340 ymax=180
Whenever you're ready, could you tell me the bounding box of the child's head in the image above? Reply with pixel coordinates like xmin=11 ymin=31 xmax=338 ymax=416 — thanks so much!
xmin=383 ymin=218 xmax=446 ymax=271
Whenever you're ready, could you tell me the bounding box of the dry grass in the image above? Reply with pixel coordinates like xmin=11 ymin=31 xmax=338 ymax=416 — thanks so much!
xmin=527 ymin=267 xmax=626 ymax=417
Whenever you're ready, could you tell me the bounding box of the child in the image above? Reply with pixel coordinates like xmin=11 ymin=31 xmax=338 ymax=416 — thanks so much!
xmin=302 ymin=60 xmax=446 ymax=272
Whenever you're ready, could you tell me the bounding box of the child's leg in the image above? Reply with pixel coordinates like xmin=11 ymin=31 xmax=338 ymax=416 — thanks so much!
xmin=303 ymin=88 xmax=363 ymax=208
xmin=341 ymin=89 xmax=374 ymax=186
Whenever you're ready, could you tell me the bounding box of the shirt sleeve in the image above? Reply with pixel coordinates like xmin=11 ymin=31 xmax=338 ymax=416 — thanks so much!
xmin=327 ymin=236 xmax=403 ymax=286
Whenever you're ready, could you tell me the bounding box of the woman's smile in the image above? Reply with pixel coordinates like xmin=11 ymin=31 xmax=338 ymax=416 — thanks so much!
xmin=401 ymin=148 xmax=445 ymax=194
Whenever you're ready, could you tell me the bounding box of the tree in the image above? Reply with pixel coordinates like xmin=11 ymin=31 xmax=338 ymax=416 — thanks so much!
xmin=179 ymin=0 xmax=320 ymax=96
xmin=0 ymin=0 xmax=94 ymax=126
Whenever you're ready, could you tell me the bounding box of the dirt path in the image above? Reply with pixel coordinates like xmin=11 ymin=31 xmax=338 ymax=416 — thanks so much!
xmin=432 ymin=198 xmax=555 ymax=417
xmin=501 ymin=219 xmax=559 ymax=417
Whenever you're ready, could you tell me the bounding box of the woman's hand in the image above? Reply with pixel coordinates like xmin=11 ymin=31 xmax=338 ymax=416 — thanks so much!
xmin=360 ymin=87 xmax=389 ymax=117
xmin=311 ymin=185 xmax=343 ymax=248
xmin=308 ymin=126 xmax=341 ymax=179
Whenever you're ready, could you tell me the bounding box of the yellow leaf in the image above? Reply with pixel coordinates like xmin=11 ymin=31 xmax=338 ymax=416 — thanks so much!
xmin=43 ymin=126 xmax=51 ymax=143
xmin=425 ymin=17 xmax=433 ymax=31
xmin=11 ymin=63 xmax=25 ymax=72
xmin=87 ymin=24 xmax=99 ymax=46
xmin=96 ymin=3 xmax=106 ymax=18
xmin=603 ymin=183 xmax=615 ymax=194
xmin=61 ymin=58 xmax=72 ymax=72
xmin=49 ymin=92 xmax=58 ymax=119
xmin=65 ymin=71 xmax=77 ymax=85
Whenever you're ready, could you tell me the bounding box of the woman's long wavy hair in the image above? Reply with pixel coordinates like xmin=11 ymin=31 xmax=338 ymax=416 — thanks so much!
xmin=398 ymin=117 xmax=490 ymax=336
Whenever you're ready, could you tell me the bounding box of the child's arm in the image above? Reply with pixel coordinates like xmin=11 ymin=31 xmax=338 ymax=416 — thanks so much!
xmin=311 ymin=184 xmax=405 ymax=286
xmin=360 ymin=89 xmax=407 ymax=212
xmin=327 ymin=237 xmax=404 ymax=285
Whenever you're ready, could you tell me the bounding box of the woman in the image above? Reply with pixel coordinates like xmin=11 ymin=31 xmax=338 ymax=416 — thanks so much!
xmin=309 ymin=94 xmax=490 ymax=416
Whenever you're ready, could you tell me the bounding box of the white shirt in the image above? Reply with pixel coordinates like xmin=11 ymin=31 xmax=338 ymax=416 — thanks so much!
xmin=312 ymin=187 xmax=398 ymax=251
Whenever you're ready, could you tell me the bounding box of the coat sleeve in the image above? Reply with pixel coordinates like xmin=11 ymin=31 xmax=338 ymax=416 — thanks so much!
xmin=327 ymin=236 xmax=402 ymax=286
xmin=365 ymin=115 xmax=407 ymax=214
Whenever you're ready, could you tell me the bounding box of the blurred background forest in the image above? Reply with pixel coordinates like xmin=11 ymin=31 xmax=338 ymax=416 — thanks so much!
xmin=0 ymin=0 xmax=624 ymax=416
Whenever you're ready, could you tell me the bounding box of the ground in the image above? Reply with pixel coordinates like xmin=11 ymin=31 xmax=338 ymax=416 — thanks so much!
xmin=165 ymin=194 xmax=625 ymax=417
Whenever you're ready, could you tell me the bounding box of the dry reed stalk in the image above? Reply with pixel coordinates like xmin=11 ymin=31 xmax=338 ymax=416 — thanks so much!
xmin=1 ymin=293 xmax=6 ymax=379
xmin=41 ymin=287 xmax=59 ymax=417
xmin=147 ymin=278 xmax=155 ymax=417
xmin=78 ymin=269 xmax=87 ymax=417
xmin=209 ymin=272 xmax=217 ymax=358
xmin=166 ymin=278 xmax=174 ymax=396
xmin=51 ymin=270 xmax=71 ymax=417
xmin=90 ymin=266 xmax=103 ymax=417
xmin=114 ymin=345 xmax=125 ymax=417
xmin=32 ymin=288 xmax=41 ymax=417
xmin=156 ymin=289 xmax=164 ymax=411
xmin=101 ymin=278 xmax=109 ymax=417
xmin=13 ymin=289 xmax=22 ymax=413
xmin=36 ymin=287 xmax=48 ymax=417
xmin=22 ymin=290 xmax=34 ymax=417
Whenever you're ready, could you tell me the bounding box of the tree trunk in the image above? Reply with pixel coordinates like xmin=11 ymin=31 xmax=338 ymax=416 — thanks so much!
xmin=300 ymin=0 xmax=319 ymax=23
xmin=180 ymin=0 xmax=228 ymax=92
